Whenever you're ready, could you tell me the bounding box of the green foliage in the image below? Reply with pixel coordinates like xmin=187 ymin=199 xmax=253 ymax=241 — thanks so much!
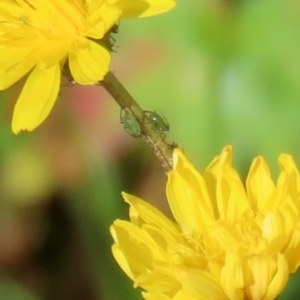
xmin=0 ymin=276 xmax=39 ymax=300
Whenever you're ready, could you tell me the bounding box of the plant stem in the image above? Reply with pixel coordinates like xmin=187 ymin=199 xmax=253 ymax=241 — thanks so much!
xmin=101 ymin=71 xmax=173 ymax=172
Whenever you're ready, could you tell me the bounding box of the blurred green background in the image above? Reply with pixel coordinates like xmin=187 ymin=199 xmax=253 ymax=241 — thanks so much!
xmin=0 ymin=0 xmax=300 ymax=299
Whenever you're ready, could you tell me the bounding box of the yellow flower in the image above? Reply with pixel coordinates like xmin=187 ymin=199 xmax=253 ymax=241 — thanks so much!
xmin=111 ymin=146 xmax=300 ymax=300
xmin=0 ymin=0 xmax=176 ymax=134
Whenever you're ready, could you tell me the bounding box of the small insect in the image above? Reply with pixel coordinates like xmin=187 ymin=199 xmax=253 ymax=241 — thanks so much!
xmin=145 ymin=111 xmax=169 ymax=132
xmin=167 ymin=142 xmax=178 ymax=150
xmin=95 ymin=23 xmax=119 ymax=52
xmin=110 ymin=23 xmax=119 ymax=34
xmin=120 ymin=109 xmax=142 ymax=138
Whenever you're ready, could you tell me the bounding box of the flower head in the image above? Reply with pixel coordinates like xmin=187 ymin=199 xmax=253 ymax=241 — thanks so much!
xmin=0 ymin=0 xmax=176 ymax=134
xmin=111 ymin=146 xmax=300 ymax=299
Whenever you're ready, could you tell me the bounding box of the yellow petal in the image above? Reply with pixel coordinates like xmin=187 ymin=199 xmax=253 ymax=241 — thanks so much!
xmin=143 ymin=289 xmax=200 ymax=300
xmin=136 ymin=267 xmax=180 ymax=295
xmin=0 ymin=46 xmax=37 ymax=90
xmin=122 ymin=192 xmax=180 ymax=238
xmin=277 ymin=194 xmax=298 ymax=234
xmin=85 ymin=1 xmax=121 ymax=39
xmin=278 ymin=153 xmax=300 ymax=201
xmin=208 ymin=222 xmax=241 ymax=252
xmin=220 ymin=253 xmax=244 ymax=300
xmin=246 ymin=157 xmax=275 ymax=211
xmin=178 ymin=268 xmax=227 ymax=300
xmin=111 ymin=220 xmax=155 ymax=281
xmin=122 ymin=193 xmax=191 ymax=262
xmin=111 ymin=244 xmax=135 ymax=281
xmin=167 ymin=149 xmax=215 ymax=235
xmin=69 ymin=39 xmax=110 ymax=84
xmin=242 ymin=254 xmax=288 ymax=300
xmin=204 ymin=146 xmax=233 ymax=216
xmin=12 ymin=63 xmax=60 ymax=134
xmin=204 ymin=146 xmax=249 ymax=224
xmin=283 ymin=228 xmax=300 ymax=272
xmin=261 ymin=212 xmax=288 ymax=253
xmin=109 ymin=0 xmax=176 ymax=18
xmin=264 ymin=254 xmax=288 ymax=300
xmin=172 ymin=289 xmax=203 ymax=300
xmin=216 ymin=167 xmax=249 ymax=224
xmin=0 ymin=2 xmax=24 ymax=22
xmin=142 ymin=291 xmax=170 ymax=300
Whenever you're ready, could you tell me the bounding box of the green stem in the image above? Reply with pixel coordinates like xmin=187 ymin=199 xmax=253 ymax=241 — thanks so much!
xmin=101 ymin=71 xmax=173 ymax=172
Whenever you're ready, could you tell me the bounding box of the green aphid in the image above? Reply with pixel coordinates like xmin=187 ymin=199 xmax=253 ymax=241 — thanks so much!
xmin=145 ymin=111 xmax=169 ymax=132
xmin=167 ymin=142 xmax=178 ymax=150
xmin=120 ymin=109 xmax=142 ymax=138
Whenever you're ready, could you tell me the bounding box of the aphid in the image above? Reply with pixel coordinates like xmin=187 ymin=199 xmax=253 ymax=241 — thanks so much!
xmin=110 ymin=23 xmax=119 ymax=34
xmin=120 ymin=109 xmax=142 ymax=138
xmin=106 ymin=22 xmax=119 ymax=51
xmin=95 ymin=22 xmax=119 ymax=52
xmin=145 ymin=111 xmax=169 ymax=132
xmin=167 ymin=142 xmax=178 ymax=150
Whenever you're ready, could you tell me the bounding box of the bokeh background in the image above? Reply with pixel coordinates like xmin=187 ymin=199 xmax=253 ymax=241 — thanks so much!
xmin=0 ymin=0 xmax=300 ymax=299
